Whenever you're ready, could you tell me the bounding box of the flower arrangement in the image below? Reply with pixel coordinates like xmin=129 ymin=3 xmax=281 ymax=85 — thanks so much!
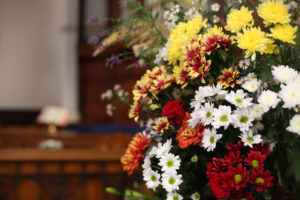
xmin=92 ymin=0 xmax=300 ymax=199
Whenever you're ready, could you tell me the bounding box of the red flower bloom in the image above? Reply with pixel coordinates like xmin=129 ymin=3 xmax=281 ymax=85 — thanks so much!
xmin=250 ymin=169 xmax=274 ymax=192
xmin=250 ymin=143 xmax=271 ymax=155
xmin=221 ymin=151 xmax=242 ymax=168
xmin=225 ymin=140 xmax=245 ymax=151
xmin=232 ymin=189 xmax=256 ymax=200
xmin=228 ymin=163 xmax=250 ymax=191
xmin=206 ymin=158 xmax=223 ymax=178
xmin=244 ymin=150 xmax=267 ymax=170
xmin=176 ymin=112 xmax=206 ymax=149
xmin=161 ymin=100 xmax=186 ymax=125
xmin=121 ymin=132 xmax=152 ymax=175
xmin=210 ymin=173 xmax=233 ymax=199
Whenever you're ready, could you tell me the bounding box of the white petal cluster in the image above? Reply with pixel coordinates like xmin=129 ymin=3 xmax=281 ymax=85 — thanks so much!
xmin=162 ymin=171 xmax=183 ymax=192
xmin=287 ymin=115 xmax=300 ymax=135
xmin=158 ymin=153 xmax=181 ymax=173
xmin=202 ymin=128 xmax=222 ymax=151
xmin=225 ymin=89 xmax=253 ymax=108
xmin=239 ymin=129 xmax=262 ymax=148
xmin=271 ymin=65 xmax=298 ymax=84
xmin=143 ymin=170 xmax=161 ymax=190
xmin=279 ymin=82 xmax=300 ymax=109
xmin=212 ymin=105 xmax=235 ymax=130
xmin=232 ymin=108 xmax=255 ymax=132
xmin=242 ymin=78 xmax=259 ymax=92
xmin=257 ymin=90 xmax=281 ymax=112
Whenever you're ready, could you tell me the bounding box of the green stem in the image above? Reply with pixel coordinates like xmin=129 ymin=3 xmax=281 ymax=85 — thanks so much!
xmin=151 ymin=165 xmax=161 ymax=170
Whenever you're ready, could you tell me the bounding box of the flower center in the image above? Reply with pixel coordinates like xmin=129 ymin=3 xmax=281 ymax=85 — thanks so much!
xmin=169 ymin=177 xmax=176 ymax=185
xmin=220 ymin=115 xmax=228 ymax=122
xmin=256 ymin=177 xmax=264 ymax=184
xmin=173 ymin=196 xmax=179 ymax=200
xmin=240 ymin=116 xmax=249 ymax=123
xmin=199 ymin=66 xmax=204 ymax=72
xmin=195 ymin=194 xmax=200 ymax=199
xmin=252 ymin=160 xmax=259 ymax=168
xmin=241 ymin=198 xmax=247 ymax=200
xmin=235 ymin=98 xmax=243 ymax=104
xmin=227 ymin=77 xmax=233 ymax=83
xmin=246 ymin=137 xmax=254 ymax=143
xmin=210 ymin=136 xmax=215 ymax=144
xmin=206 ymin=111 xmax=212 ymax=118
xmin=167 ymin=160 xmax=174 ymax=168
xmin=151 ymin=175 xmax=157 ymax=182
xmin=234 ymin=174 xmax=242 ymax=182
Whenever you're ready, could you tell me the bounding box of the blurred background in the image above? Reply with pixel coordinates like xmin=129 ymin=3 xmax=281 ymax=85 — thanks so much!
xmin=0 ymin=0 xmax=149 ymax=199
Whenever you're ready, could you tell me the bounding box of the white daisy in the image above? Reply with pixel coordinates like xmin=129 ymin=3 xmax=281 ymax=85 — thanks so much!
xmin=251 ymin=121 xmax=264 ymax=134
xmin=257 ymin=80 xmax=268 ymax=94
xmin=202 ymin=128 xmax=222 ymax=151
xmin=190 ymin=87 xmax=207 ymax=109
xmin=101 ymin=89 xmax=113 ymax=100
xmin=189 ymin=7 xmax=199 ymax=19
xmin=233 ymin=108 xmax=255 ymax=132
xmin=158 ymin=153 xmax=181 ymax=173
xmin=247 ymin=73 xmax=256 ymax=80
xmin=197 ymin=102 xmax=215 ymax=125
xmin=271 ymin=65 xmax=298 ymax=83
xmin=155 ymin=139 xmax=173 ymax=158
xmin=167 ymin=192 xmax=183 ymax=200
xmin=187 ymin=111 xmax=202 ymax=128
xmin=287 ymin=115 xmax=300 ymax=135
xmin=142 ymin=156 xmax=152 ymax=172
xmin=143 ymin=170 xmax=161 ymax=190
xmin=239 ymin=129 xmax=262 ymax=148
xmin=242 ymin=78 xmax=259 ymax=92
xmin=162 ymin=171 xmax=183 ymax=192
xmin=261 ymin=137 xmax=276 ymax=151
xmin=212 ymin=84 xmax=228 ymax=100
xmin=288 ymin=1 xmax=298 ymax=9
xmin=171 ymin=15 xmax=179 ymax=22
xmin=212 ymin=106 xmax=235 ymax=130
xmin=213 ymin=15 xmax=220 ymax=23
xmin=249 ymin=104 xmax=265 ymax=120
xmin=279 ymin=82 xmax=300 ymax=109
xmin=225 ymin=89 xmax=253 ymax=108
xmin=163 ymin=10 xmax=173 ymax=21
xmin=257 ymin=90 xmax=281 ymax=112
xmin=239 ymin=59 xmax=250 ymax=70
xmin=191 ymin=191 xmax=201 ymax=200
xmin=211 ymin=3 xmax=220 ymax=11
xmin=191 ymin=155 xmax=198 ymax=162
xmin=171 ymin=4 xmax=180 ymax=14
xmin=166 ymin=21 xmax=176 ymax=32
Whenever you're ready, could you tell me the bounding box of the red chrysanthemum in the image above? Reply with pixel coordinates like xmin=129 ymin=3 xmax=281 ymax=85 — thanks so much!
xmin=206 ymin=158 xmax=224 ymax=178
xmin=228 ymin=163 xmax=250 ymax=191
xmin=221 ymin=150 xmax=242 ymax=168
xmin=244 ymin=150 xmax=267 ymax=170
xmin=232 ymin=189 xmax=256 ymax=200
xmin=176 ymin=112 xmax=207 ymax=149
xmin=225 ymin=140 xmax=245 ymax=151
xmin=120 ymin=132 xmax=152 ymax=176
xmin=249 ymin=168 xmax=274 ymax=192
xmin=250 ymin=143 xmax=271 ymax=155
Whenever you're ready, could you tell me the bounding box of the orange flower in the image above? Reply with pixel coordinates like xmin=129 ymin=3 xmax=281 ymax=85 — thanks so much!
xmin=217 ymin=68 xmax=241 ymax=88
xmin=129 ymin=101 xmax=142 ymax=121
xmin=153 ymin=117 xmax=170 ymax=133
xmin=121 ymin=132 xmax=152 ymax=175
xmin=176 ymin=112 xmax=207 ymax=149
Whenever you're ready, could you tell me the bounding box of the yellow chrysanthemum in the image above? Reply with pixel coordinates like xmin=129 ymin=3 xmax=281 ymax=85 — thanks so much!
xmin=153 ymin=117 xmax=169 ymax=133
xmin=129 ymin=101 xmax=142 ymax=122
xmin=166 ymin=14 xmax=207 ymax=65
xmin=257 ymin=0 xmax=290 ymax=26
xmin=132 ymin=76 xmax=153 ymax=101
xmin=225 ymin=6 xmax=254 ymax=33
xmin=148 ymin=99 xmax=159 ymax=110
xmin=173 ymin=63 xmax=191 ymax=89
xmin=235 ymin=27 xmax=274 ymax=61
xmin=269 ymin=24 xmax=297 ymax=44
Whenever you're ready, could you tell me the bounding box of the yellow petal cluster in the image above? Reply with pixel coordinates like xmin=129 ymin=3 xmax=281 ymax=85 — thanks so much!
xmin=270 ymin=24 xmax=297 ymax=44
xmin=257 ymin=0 xmax=290 ymax=26
xmin=225 ymin=6 xmax=254 ymax=33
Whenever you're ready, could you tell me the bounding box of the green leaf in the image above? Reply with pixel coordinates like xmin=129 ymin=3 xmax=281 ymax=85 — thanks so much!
xmin=259 ymin=65 xmax=272 ymax=82
xmin=261 ymin=190 xmax=272 ymax=200
xmin=294 ymin=31 xmax=300 ymax=46
xmin=286 ymin=147 xmax=300 ymax=182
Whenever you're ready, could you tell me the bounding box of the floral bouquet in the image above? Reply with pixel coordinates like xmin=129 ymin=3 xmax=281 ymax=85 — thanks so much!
xmin=92 ymin=0 xmax=300 ymax=199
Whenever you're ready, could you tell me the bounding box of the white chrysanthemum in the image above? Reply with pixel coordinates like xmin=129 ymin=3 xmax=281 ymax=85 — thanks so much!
xmin=261 ymin=137 xmax=276 ymax=151
xmin=251 ymin=121 xmax=264 ymax=134
xmin=239 ymin=59 xmax=250 ymax=70
xmin=142 ymin=156 xmax=151 ymax=172
xmin=249 ymin=104 xmax=264 ymax=120
xmin=162 ymin=171 xmax=183 ymax=192
xmin=279 ymin=82 xmax=300 ymax=109
xmin=287 ymin=115 xmax=300 ymax=135
xmin=202 ymin=128 xmax=222 ymax=152
xmin=213 ymin=15 xmax=220 ymax=23
xmin=242 ymin=78 xmax=259 ymax=92
xmin=212 ymin=106 xmax=235 ymax=130
xmin=159 ymin=153 xmax=181 ymax=173
xmin=155 ymin=139 xmax=173 ymax=158
xmin=191 ymin=155 xmax=198 ymax=162
xmin=239 ymin=129 xmax=262 ymax=148
xmin=233 ymin=108 xmax=255 ymax=132
xmin=171 ymin=4 xmax=180 ymax=14
xmin=197 ymin=102 xmax=214 ymax=125
xmin=225 ymin=89 xmax=253 ymax=108
xmin=191 ymin=191 xmax=201 ymax=200
xmin=212 ymin=84 xmax=228 ymax=100
xmin=271 ymin=65 xmax=298 ymax=83
xmin=143 ymin=170 xmax=161 ymax=190
xmin=288 ymin=1 xmax=298 ymax=9
xmin=292 ymin=74 xmax=300 ymax=84
xmin=167 ymin=192 xmax=183 ymax=200
xmin=211 ymin=3 xmax=220 ymax=11
xmin=258 ymin=90 xmax=281 ymax=112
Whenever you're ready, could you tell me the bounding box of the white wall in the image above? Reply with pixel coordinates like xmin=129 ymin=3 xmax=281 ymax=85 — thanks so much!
xmin=0 ymin=0 xmax=79 ymax=120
